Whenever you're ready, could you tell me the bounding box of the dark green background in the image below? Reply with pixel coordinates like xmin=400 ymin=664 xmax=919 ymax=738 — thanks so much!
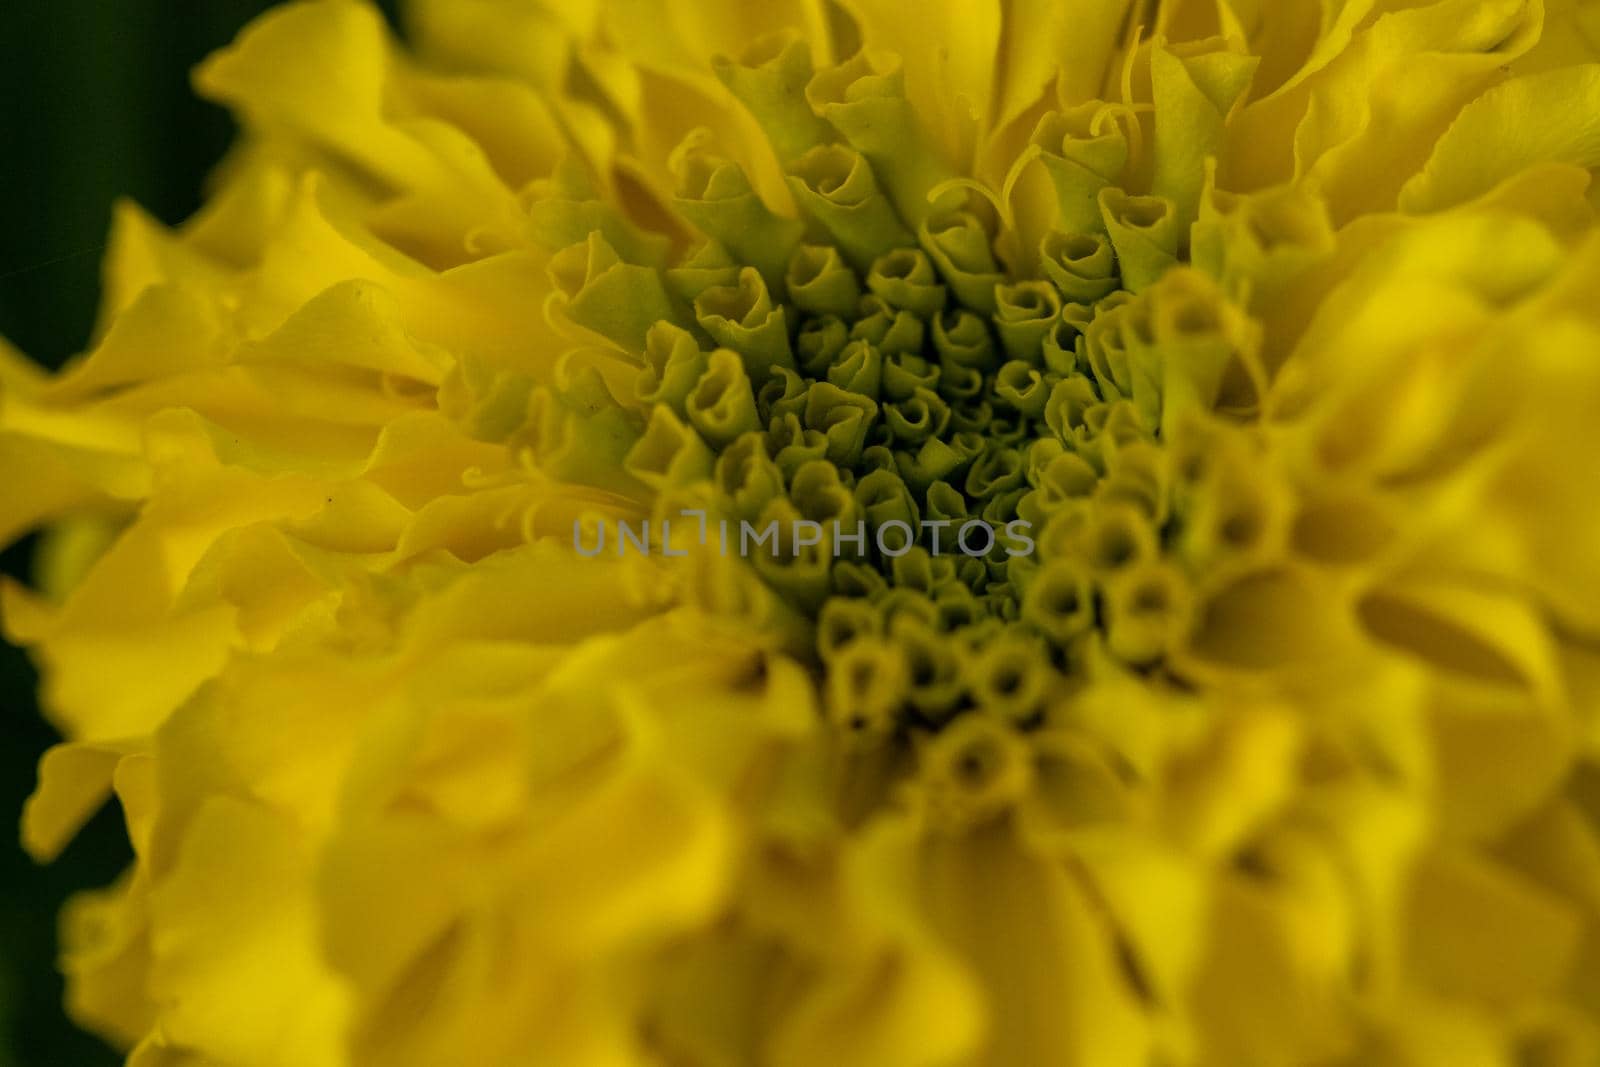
xmin=0 ymin=4 xmax=398 ymax=1063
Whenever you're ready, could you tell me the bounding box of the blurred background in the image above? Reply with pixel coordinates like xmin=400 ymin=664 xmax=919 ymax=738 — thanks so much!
xmin=0 ymin=4 xmax=398 ymax=1063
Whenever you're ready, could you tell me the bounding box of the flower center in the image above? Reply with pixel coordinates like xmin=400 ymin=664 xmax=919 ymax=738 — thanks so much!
xmin=638 ymin=213 xmax=1190 ymax=739
xmin=536 ymin=44 xmax=1281 ymax=742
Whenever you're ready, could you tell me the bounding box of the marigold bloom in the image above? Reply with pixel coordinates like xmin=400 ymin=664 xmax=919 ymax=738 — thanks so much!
xmin=4 ymin=0 xmax=1600 ymax=1064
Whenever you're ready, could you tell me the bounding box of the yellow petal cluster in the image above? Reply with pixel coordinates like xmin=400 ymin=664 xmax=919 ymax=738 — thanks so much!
xmin=4 ymin=1 xmax=1600 ymax=1065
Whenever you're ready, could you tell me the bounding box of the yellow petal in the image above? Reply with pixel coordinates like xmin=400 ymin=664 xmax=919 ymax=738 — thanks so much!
xmin=1402 ymin=65 xmax=1600 ymax=213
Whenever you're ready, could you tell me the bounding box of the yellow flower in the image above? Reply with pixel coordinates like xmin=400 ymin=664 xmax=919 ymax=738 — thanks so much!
xmin=5 ymin=0 xmax=1600 ymax=1064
